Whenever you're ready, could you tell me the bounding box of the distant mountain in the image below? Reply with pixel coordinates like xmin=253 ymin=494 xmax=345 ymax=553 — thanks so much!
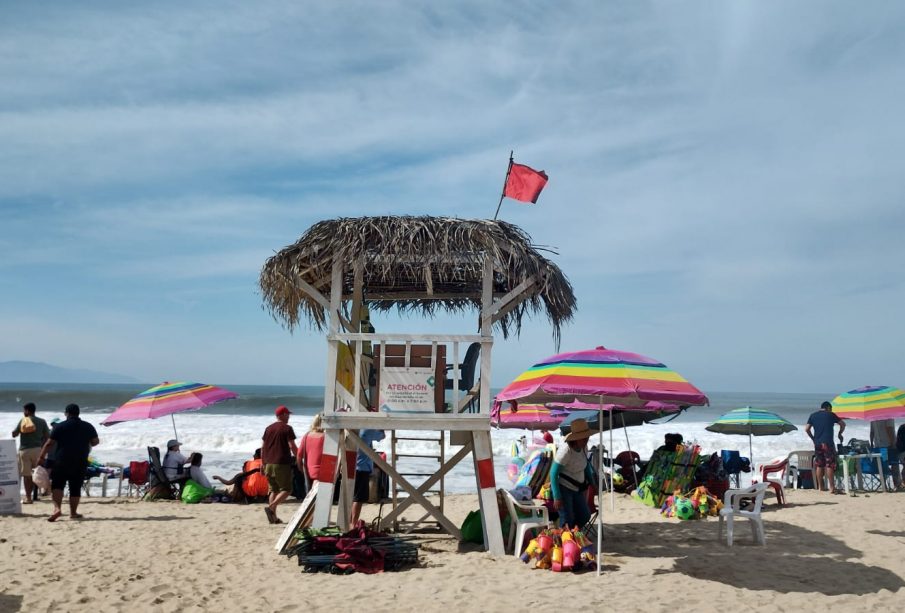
xmin=0 ymin=361 xmax=140 ymax=384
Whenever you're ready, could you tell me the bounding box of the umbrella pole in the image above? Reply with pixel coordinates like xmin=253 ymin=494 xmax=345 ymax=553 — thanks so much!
xmin=171 ymin=414 xmax=178 ymax=440
xmin=609 ymin=408 xmax=614 ymax=512
xmin=597 ymin=396 xmax=604 ymax=576
xmin=749 ymin=433 xmax=754 ymax=486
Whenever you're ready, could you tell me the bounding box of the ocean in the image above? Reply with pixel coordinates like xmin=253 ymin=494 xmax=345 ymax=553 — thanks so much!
xmin=1 ymin=384 xmax=868 ymax=493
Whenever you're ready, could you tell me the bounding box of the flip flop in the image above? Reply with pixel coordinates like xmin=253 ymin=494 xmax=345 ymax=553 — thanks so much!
xmin=264 ymin=507 xmax=277 ymax=524
xmin=70 ymin=513 xmax=84 ymax=519
xmin=47 ymin=511 xmax=62 ymax=523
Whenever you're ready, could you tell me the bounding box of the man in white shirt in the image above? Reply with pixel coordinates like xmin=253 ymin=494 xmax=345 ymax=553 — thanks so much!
xmin=162 ymin=439 xmax=189 ymax=481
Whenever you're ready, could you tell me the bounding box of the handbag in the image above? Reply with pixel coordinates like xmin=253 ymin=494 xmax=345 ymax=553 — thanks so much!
xmin=32 ymin=465 xmax=51 ymax=490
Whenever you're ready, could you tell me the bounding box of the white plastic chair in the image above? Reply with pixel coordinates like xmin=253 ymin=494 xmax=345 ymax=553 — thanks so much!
xmin=789 ymin=450 xmax=815 ymax=489
xmin=718 ymin=482 xmax=770 ymax=546
xmin=503 ymin=490 xmax=550 ymax=557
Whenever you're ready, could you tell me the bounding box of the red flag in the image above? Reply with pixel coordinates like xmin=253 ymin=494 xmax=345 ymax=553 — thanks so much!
xmin=503 ymin=163 xmax=548 ymax=204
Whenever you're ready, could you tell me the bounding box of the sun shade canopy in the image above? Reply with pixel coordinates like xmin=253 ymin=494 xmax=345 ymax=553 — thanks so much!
xmin=259 ymin=216 xmax=576 ymax=343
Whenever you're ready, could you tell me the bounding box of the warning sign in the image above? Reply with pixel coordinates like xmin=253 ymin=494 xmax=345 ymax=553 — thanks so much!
xmin=379 ymin=367 xmax=436 ymax=413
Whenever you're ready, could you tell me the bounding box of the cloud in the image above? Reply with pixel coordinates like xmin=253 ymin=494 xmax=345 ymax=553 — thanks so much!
xmin=2 ymin=2 xmax=905 ymax=389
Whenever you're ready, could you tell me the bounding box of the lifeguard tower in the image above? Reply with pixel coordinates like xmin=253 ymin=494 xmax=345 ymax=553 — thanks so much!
xmin=260 ymin=216 xmax=575 ymax=555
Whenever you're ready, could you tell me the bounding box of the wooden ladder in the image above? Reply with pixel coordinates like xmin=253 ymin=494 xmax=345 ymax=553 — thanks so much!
xmin=390 ymin=431 xmax=446 ymax=533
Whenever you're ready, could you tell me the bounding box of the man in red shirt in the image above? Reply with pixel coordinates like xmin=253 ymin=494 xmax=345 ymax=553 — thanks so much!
xmin=261 ymin=406 xmax=297 ymax=524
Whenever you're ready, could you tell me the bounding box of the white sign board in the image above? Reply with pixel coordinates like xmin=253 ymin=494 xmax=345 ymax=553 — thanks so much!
xmin=378 ymin=367 xmax=436 ymax=413
xmin=0 ymin=439 xmax=22 ymax=515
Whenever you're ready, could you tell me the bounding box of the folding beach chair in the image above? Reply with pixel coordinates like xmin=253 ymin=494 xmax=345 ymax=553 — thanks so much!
xmin=126 ymin=461 xmax=150 ymax=498
xmin=860 ymin=448 xmax=891 ymax=492
xmin=147 ymin=446 xmax=184 ymax=499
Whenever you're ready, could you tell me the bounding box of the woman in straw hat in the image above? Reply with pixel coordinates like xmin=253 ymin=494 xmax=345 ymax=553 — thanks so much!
xmin=549 ymin=418 xmax=598 ymax=529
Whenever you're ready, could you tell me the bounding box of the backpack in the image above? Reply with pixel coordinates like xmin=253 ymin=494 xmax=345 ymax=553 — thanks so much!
xmin=19 ymin=416 xmax=36 ymax=434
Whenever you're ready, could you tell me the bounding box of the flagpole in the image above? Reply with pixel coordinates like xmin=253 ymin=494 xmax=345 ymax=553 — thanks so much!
xmin=493 ymin=150 xmax=514 ymax=220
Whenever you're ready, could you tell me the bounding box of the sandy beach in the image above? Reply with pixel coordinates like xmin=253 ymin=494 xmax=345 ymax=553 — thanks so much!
xmin=1 ymin=488 xmax=903 ymax=612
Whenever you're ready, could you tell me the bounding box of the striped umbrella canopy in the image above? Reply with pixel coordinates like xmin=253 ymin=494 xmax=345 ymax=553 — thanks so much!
xmin=830 ymin=386 xmax=905 ymax=421
xmin=495 ymin=346 xmax=709 ymax=407
xmin=101 ymin=381 xmax=238 ymax=437
xmin=490 ymin=402 xmax=569 ymax=431
xmin=491 ymin=399 xmax=682 ymax=431
xmin=705 ymin=407 xmax=797 ymax=469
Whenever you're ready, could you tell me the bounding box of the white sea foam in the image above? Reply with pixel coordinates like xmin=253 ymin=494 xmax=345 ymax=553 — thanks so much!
xmin=1 ymin=411 xmax=872 ymax=493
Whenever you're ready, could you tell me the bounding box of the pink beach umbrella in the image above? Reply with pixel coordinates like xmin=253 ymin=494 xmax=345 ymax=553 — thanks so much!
xmin=101 ymin=381 xmax=238 ymax=438
xmin=490 ymin=402 xmax=570 ymax=430
xmin=496 ymin=346 xmax=708 ymax=576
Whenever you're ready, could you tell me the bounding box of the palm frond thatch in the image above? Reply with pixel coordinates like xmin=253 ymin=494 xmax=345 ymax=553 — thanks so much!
xmin=259 ymin=216 xmax=576 ymax=344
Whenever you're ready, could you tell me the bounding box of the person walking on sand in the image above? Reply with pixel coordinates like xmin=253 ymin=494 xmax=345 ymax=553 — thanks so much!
xmin=261 ymin=405 xmax=297 ymax=524
xmin=37 ymin=404 xmax=99 ymax=522
xmin=11 ymin=402 xmax=50 ymax=505
xmin=804 ymin=401 xmax=845 ymax=494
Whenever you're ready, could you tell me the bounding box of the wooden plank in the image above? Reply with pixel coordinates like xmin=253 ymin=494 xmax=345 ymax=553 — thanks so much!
xmin=480 ymin=256 xmax=493 ymax=335
xmin=489 ymin=276 xmax=536 ymax=319
xmin=473 ymin=431 xmax=505 ymax=555
xmin=378 ymin=442 xmax=473 ymax=529
xmin=311 ymin=427 xmax=342 ymax=528
xmin=346 ymin=431 xmax=462 ymax=539
xmin=293 ymin=274 xmax=330 ymax=310
xmin=322 ymin=413 xmax=491 ymax=432
xmin=342 ymin=292 xmax=485 ymax=301
xmin=330 ymin=333 xmax=486 ymax=343
xmin=274 ymin=488 xmax=317 ymax=553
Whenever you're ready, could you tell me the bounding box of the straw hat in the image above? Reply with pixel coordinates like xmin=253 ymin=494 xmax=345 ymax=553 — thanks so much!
xmin=564 ymin=418 xmax=598 ymax=442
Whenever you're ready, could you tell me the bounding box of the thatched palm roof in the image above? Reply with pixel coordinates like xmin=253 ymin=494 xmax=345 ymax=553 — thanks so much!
xmin=259 ymin=216 xmax=576 ymax=343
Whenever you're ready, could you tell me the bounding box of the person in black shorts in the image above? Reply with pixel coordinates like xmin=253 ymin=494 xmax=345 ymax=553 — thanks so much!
xmin=37 ymin=404 xmax=99 ymax=522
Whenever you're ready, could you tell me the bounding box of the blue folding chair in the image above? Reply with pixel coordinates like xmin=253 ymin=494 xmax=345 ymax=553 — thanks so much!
xmin=860 ymin=448 xmax=891 ymax=491
xmin=721 ymin=450 xmax=751 ymax=488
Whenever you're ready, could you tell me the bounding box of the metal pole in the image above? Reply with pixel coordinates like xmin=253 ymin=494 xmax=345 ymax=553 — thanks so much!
xmin=749 ymin=433 xmax=754 ymax=486
xmin=171 ymin=414 xmax=178 ymax=439
xmin=610 ymin=409 xmax=615 ymax=512
xmin=493 ymin=151 xmax=514 ymax=220
xmin=596 ymin=396 xmax=604 ymax=576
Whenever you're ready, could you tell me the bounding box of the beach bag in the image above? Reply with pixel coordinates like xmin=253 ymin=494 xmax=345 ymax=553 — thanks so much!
xmin=19 ymin=416 xmax=36 ymax=434
xmin=32 ymin=465 xmax=51 ymax=491
xmin=847 ymin=438 xmax=871 ymax=455
xmin=460 ymin=510 xmax=485 ymax=544
xmin=181 ymin=479 xmax=214 ymax=504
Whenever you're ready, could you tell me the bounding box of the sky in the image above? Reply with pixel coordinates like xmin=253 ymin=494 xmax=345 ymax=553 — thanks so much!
xmin=2 ymin=1 xmax=904 ymax=393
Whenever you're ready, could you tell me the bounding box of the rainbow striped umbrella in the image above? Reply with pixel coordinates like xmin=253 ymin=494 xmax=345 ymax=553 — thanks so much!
xmin=490 ymin=402 xmax=569 ymax=431
xmin=101 ymin=381 xmax=238 ymax=437
xmin=706 ymin=407 xmax=797 ymax=469
xmin=495 ymin=346 xmax=709 ymax=407
xmin=830 ymin=386 xmax=905 ymax=421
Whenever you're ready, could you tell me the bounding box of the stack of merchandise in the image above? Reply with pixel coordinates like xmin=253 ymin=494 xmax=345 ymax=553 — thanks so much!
xmin=659 ymin=485 xmax=724 ymax=519
xmin=285 ymin=522 xmax=420 ymax=574
xmin=632 ymin=444 xmax=704 ymax=509
xmin=519 ymin=525 xmax=596 ymax=572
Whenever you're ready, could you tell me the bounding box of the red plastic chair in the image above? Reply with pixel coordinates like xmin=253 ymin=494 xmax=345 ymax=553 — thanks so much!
xmin=127 ymin=460 xmax=150 ymax=497
xmin=755 ymin=457 xmax=788 ymax=506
